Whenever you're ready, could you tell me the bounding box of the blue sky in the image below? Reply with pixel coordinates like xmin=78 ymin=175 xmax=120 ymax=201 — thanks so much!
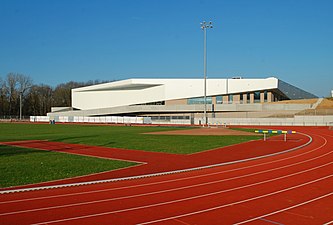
xmin=0 ymin=0 xmax=332 ymax=97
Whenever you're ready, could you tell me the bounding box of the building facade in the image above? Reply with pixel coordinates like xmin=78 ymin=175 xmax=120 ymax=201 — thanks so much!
xmin=48 ymin=77 xmax=317 ymax=121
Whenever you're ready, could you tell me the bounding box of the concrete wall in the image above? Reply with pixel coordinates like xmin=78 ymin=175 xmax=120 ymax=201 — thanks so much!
xmin=165 ymin=99 xmax=187 ymax=105
xmin=48 ymin=103 xmax=312 ymax=118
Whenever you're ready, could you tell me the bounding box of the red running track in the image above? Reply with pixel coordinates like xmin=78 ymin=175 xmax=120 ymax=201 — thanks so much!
xmin=0 ymin=129 xmax=308 ymax=190
xmin=1 ymin=126 xmax=333 ymax=224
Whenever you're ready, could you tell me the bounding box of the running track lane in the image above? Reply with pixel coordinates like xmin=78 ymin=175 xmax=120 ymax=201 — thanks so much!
xmin=0 ymin=131 xmax=308 ymax=190
xmin=1 ymin=127 xmax=333 ymax=224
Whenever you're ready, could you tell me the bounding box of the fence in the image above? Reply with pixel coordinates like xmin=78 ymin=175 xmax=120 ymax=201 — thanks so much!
xmin=206 ymin=115 xmax=333 ymax=127
xmin=22 ymin=115 xmax=333 ymax=127
xmin=30 ymin=116 xmax=147 ymax=124
xmin=0 ymin=115 xmax=30 ymax=120
xmin=149 ymin=115 xmax=191 ymax=125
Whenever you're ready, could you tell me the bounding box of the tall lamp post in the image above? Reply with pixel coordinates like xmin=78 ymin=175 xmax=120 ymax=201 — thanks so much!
xmin=200 ymin=21 xmax=213 ymax=126
xmin=19 ymin=91 xmax=22 ymax=120
xmin=19 ymin=86 xmax=32 ymax=120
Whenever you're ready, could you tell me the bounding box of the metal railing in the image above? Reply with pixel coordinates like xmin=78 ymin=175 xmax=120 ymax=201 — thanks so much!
xmin=0 ymin=115 xmax=30 ymax=120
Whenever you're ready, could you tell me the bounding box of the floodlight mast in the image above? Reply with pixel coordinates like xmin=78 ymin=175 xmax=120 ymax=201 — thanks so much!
xmin=20 ymin=91 xmax=22 ymax=120
xmin=200 ymin=21 xmax=213 ymax=126
xmin=19 ymin=86 xmax=32 ymax=120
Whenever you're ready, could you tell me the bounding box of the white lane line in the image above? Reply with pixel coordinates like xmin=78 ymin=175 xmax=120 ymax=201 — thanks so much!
xmin=324 ymin=220 xmax=333 ymax=225
xmin=31 ymin=173 xmax=333 ymax=225
xmin=234 ymin=192 xmax=333 ymax=225
xmin=0 ymin=133 xmax=320 ymax=204
xmin=3 ymin=145 xmax=333 ymax=217
xmin=0 ymin=132 xmax=312 ymax=195
xmin=258 ymin=218 xmax=284 ymax=225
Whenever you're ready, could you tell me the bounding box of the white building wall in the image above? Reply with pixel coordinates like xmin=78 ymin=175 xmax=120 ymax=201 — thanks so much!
xmin=72 ymin=77 xmax=279 ymax=110
xmin=226 ymin=78 xmax=277 ymax=94
xmin=72 ymin=85 xmax=165 ymax=110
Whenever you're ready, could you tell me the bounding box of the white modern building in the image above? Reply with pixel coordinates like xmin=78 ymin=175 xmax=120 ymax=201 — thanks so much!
xmin=48 ymin=77 xmax=317 ymax=124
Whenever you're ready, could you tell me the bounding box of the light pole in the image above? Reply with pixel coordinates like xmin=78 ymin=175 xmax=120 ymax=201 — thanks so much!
xmin=19 ymin=91 xmax=22 ymax=120
xmin=19 ymin=86 xmax=32 ymax=120
xmin=200 ymin=21 xmax=213 ymax=126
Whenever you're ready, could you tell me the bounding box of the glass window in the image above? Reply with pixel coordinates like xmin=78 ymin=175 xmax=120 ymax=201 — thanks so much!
xmin=135 ymin=101 xmax=165 ymax=106
xmin=216 ymin=96 xmax=223 ymax=104
xmin=229 ymin=94 xmax=233 ymax=104
xmin=264 ymin=91 xmax=268 ymax=102
xmin=254 ymin=91 xmax=261 ymax=103
xmin=187 ymin=97 xmax=212 ymax=105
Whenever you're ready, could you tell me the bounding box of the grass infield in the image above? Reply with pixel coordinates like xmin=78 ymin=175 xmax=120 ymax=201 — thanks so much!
xmin=0 ymin=123 xmax=260 ymax=188
xmin=0 ymin=145 xmax=136 ymax=188
xmin=0 ymin=123 xmax=260 ymax=154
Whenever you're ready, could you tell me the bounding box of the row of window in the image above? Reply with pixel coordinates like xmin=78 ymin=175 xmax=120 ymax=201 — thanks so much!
xmin=187 ymin=91 xmax=269 ymax=105
xmin=187 ymin=97 xmax=213 ymax=105
xmin=136 ymin=91 xmax=272 ymax=106
xmin=137 ymin=101 xmax=165 ymax=105
xmin=150 ymin=116 xmax=190 ymax=121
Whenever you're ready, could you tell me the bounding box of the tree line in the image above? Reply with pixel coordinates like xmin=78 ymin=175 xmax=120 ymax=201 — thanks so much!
xmin=0 ymin=73 xmax=110 ymax=119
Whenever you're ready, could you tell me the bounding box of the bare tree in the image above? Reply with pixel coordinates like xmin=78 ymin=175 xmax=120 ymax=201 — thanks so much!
xmin=17 ymin=74 xmax=33 ymax=95
xmin=25 ymin=84 xmax=53 ymax=116
xmin=0 ymin=74 xmax=112 ymax=117
xmin=17 ymin=74 xmax=33 ymax=119
xmin=6 ymin=73 xmax=19 ymax=116
xmin=4 ymin=73 xmax=33 ymax=118
xmin=53 ymin=81 xmax=85 ymax=107
xmin=0 ymin=77 xmax=8 ymax=116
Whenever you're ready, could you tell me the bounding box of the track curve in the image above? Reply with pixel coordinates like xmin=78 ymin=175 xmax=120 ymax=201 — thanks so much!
xmin=1 ymin=126 xmax=333 ymax=224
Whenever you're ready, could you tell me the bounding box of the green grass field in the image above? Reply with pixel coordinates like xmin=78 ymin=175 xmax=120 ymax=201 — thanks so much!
xmin=0 ymin=123 xmax=259 ymax=154
xmin=0 ymin=145 xmax=136 ymax=188
xmin=0 ymin=123 xmax=260 ymax=188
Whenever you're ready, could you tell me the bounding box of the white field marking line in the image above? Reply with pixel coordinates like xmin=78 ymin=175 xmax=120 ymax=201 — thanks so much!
xmin=324 ymin=220 xmax=333 ymax=225
xmin=139 ymin=133 xmax=333 ymax=225
xmin=0 ymin=133 xmax=316 ymax=209
xmin=0 ymin=144 xmax=146 ymax=192
xmin=5 ymin=163 xmax=146 ymax=193
xmin=234 ymin=191 xmax=333 ymax=225
xmin=0 ymin=132 xmax=313 ymax=195
xmin=0 ymin=134 xmax=326 ymax=209
xmin=32 ymin=173 xmax=333 ymax=225
xmin=0 ymin=133 xmax=317 ymax=204
xmin=138 ymin=176 xmax=333 ymax=225
xmin=258 ymin=218 xmax=284 ymax=225
xmin=3 ymin=151 xmax=333 ymax=217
